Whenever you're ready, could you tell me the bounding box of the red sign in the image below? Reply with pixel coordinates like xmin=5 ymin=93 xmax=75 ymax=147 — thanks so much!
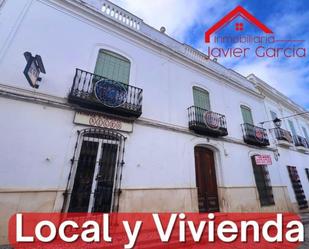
xmin=8 ymin=213 xmax=302 ymax=249
xmin=255 ymin=155 xmax=272 ymax=165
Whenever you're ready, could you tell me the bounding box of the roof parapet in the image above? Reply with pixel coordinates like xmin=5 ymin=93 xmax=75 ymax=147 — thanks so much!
xmin=78 ymin=0 xmax=257 ymax=93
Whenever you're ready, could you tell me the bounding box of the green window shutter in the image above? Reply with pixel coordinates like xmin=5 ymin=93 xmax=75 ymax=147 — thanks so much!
xmin=288 ymin=120 xmax=297 ymax=137
xmin=270 ymin=111 xmax=277 ymax=120
xmin=241 ymin=105 xmax=254 ymax=125
xmin=94 ymin=50 xmax=130 ymax=84
xmin=193 ymin=87 xmax=210 ymax=110
xmin=302 ymin=127 xmax=309 ymax=141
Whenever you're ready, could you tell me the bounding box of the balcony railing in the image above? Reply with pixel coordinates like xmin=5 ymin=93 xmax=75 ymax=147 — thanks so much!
xmin=68 ymin=69 xmax=143 ymax=118
xmin=270 ymin=128 xmax=293 ymax=144
xmin=293 ymin=135 xmax=309 ymax=149
xmin=241 ymin=123 xmax=270 ymax=146
xmin=188 ymin=106 xmax=228 ymax=137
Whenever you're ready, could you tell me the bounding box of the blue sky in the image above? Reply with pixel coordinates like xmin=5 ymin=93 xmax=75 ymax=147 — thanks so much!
xmin=111 ymin=0 xmax=309 ymax=109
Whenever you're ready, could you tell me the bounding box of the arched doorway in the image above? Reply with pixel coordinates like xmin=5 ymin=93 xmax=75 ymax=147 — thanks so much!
xmin=194 ymin=146 xmax=219 ymax=212
xmin=66 ymin=128 xmax=125 ymax=213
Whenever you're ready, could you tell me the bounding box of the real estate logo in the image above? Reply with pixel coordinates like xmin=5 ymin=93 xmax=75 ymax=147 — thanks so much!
xmin=204 ymin=6 xmax=306 ymax=59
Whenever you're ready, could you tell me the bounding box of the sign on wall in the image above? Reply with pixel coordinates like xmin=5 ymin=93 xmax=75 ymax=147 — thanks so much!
xmin=74 ymin=112 xmax=133 ymax=132
xmin=255 ymin=155 xmax=272 ymax=165
xmin=23 ymin=52 xmax=46 ymax=89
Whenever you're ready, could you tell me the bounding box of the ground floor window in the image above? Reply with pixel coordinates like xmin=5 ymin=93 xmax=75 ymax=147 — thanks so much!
xmin=287 ymin=166 xmax=308 ymax=210
xmin=65 ymin=128 xmax=125 ymax=213
xmin=251 ymin=156 xmax=275 ymax=206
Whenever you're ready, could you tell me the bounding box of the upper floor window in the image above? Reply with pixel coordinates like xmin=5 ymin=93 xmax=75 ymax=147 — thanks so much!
xmin=193 ymin=86 xmax=210 ymax=110
xmin=94 ymin=49 xmax=130 ymax=84
xmin=302 ymin=127 xmax=309 ymax=141
xmin=0 ymin=0 xmax=5 ymax=9
xmin=270 ymin=110 xmax=277 ymax=120
xmin=288 ymin=120 xmax=297 ymax=137
xmin=240 ymin=105 xmax=253 ymax=125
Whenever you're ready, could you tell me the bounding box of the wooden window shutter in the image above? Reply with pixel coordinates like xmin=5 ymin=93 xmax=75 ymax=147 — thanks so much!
xmin=94 ymin=50 xmax=130 ymax=84
xmin=241 ymin=105 xmax=254 ymax=125
xmin=302 ymin=127 xmax=309 ymax=141
xmin=193 ymin=87 xmax=210 ymax=110
xmin=270 ymin=111 xmax=277 ymax=120
xmin=288 ymin=120 xmax=297 ymax=137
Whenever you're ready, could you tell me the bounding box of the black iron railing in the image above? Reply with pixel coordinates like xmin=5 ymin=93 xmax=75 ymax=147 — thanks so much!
xmin=68 ymin=68 xmax=143 ymax=118
xmin=188 ymin=106 xmax=228 ymax=137
xmin=241 ymin=123 xmax=269 ymax=146
xmin=293 ymin=135 xmax=309 ymax=148
xmin=270 ymin=128 xmax=293 ymax=144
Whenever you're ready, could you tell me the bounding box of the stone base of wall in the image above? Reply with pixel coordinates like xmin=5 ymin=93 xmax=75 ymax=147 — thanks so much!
xmin=119 ymin=188 xmax=199 ymax=212
xmin=217 ymin=186 xmax=294 ymax=212
xmin=291 ymin=202 xmax=309 ymax=213
xmin=119 ymin=186 xmax=294 ymax=213
xmin=0 ymin=190 xmax=64 ymax=244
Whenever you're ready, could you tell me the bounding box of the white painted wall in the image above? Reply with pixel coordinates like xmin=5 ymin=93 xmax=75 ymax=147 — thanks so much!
xmin=0 ymin=0 xmax=266 ymax=136
xmin=264 ymin=97 xmax=309 ymax=206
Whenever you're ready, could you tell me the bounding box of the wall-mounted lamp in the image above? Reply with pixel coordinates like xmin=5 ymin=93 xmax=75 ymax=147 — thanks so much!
xmin=273 ymin=117 xmax=282 ymax=128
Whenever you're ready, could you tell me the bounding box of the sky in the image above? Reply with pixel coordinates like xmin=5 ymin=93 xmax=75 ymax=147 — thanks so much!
xmin=109 ymin=0 xmax=309 ymax=110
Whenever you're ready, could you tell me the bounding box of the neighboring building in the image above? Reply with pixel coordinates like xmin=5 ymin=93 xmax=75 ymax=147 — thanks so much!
xmin=248 ymin=74 xmax=309 ymax=212
xmin=0 ymin=0 xmax=308 ymax=245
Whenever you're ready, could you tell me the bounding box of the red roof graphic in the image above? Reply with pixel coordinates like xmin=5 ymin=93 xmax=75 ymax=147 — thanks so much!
xmin=205 ymin=6 xmax=273 ymax=43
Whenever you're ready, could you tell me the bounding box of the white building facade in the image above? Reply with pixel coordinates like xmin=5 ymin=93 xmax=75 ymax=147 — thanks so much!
xmin=0 ymin=0 xmax=309 ymax=244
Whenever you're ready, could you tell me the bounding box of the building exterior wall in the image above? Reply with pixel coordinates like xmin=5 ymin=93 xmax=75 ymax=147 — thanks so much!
xmin=0 ymin=0 xmax=308 ymax=245
xmin=261 ymin=96 xmax=309 ymax=213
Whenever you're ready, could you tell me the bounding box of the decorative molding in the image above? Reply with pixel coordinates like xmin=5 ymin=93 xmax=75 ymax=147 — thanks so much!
xmin=0 ymin=83 xmax=277 ymax=152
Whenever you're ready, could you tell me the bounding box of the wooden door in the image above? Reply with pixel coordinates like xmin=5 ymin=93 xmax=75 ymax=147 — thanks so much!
xmin=194 ymin=147 xmax=219 ymax=212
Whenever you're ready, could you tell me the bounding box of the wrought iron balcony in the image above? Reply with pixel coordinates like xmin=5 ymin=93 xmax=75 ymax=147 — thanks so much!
xmin=293 ymin=135 xmax=309 ymax=149
xmin=68 ymin=69 xmax=143 ymax=118
xmin=188 ymin=106 xmax=228 ymax=137
xmin=241 ymin=123 xmax=270 ymax=146
xmin=270 ymin=128 xmax=293 ymax=145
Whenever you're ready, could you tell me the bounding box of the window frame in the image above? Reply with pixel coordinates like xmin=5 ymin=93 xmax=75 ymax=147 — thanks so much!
xmin=288 ymin=120 xmax=297 ymax=137
xmin=192 ymin=86 xmax=211 ymax=111
xmin=302 ymin=126 xmax=309 ymax=141
xmin=270 ymin=110 xmax=278 ymax=120
xmin=94 ymin=49 xmax=131 ymax=85
xmin=240 ymin=105 xmax=254 ymax=125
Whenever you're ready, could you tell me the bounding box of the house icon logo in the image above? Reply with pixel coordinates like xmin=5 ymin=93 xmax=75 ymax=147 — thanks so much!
xmin=205 ymin=6 xmax=273 ymax=43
